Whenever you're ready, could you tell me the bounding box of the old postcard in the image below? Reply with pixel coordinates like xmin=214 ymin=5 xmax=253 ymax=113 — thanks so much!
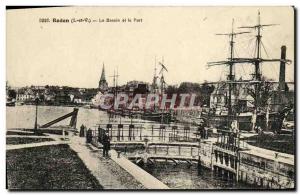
xmin=6 ymin=6 xmax=295 ymax=190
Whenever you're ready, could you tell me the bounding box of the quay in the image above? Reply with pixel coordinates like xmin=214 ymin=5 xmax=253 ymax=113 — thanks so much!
xmin=6 ymin=107 xmax=295 ymax=190
xmin=109 ymin=150 xmax=169 ymax=189
xmin=70 ymin=135 xmax=168 ymax=189
xmin=6 ymin=109 xmax=152 ymax=190
xmin=87 ymin=121 xmax=295 ymax=189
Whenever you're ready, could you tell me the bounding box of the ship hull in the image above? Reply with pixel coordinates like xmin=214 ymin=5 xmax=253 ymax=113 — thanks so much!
xmin=107 ymin=109 xmax=172 ymax=124
xmin=6 ymin=101 xmax=15 ymax=107
xmin=203 ymin=112 xmax=285 ymax=132
xmin=140 ymin=112 xmax=172 ymax=124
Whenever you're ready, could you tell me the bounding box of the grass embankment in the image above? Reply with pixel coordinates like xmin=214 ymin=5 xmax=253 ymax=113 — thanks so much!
xmin=6 ymin=131 xmax=47 ymax=136
xmin=10 ymin=129 xmax=69 ymax=136
xmin=244 ymin=133 xmax=294 ymax=155
xmin=6 ymin=144 xmax=103 ymax=190
xmin=6 ymin=137 xmax=54 ymax=145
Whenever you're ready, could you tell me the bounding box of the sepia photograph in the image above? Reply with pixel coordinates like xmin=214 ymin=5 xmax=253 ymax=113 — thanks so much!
xmin=5 ymin=6 xmax=295 ymax=190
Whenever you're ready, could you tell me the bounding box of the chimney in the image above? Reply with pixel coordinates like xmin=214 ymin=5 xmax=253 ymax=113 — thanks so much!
xmin=279 ymin=45 xmax=286 ymax=91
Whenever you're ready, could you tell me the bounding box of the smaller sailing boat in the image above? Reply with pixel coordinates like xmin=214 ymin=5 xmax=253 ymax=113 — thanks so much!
xmin=141 ymin=57 xmax=172 ymax=124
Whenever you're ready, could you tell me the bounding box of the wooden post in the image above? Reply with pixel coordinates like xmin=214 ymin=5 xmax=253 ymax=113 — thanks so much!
xmin=132 ymin=125 xmax=135 ymax=140
xmin=129 ymin=124 xmax=133 ymax=141
xmin=158 ymin=127 xmax=161 ymax=141
xmin=118 ymin=124 xmax=123 ymax=142
xmin=160 ymin=125 xmax=165 ymax=142
xmin=117 ymin=125 xmax=120 ymax=141
xmin=121 ymin=125 xmax=124 ymax=140
xmin=62 ymin=128 xmax=65 ymax=141
xmin=158 ymin=128 xmax=161 ymax=141
xmin=151 ymin=125 xmax=153 ymax=142
xmin=111 ymin=125 xmax=113 ymax=140
xmin=34 ymin=98 xmax=39 ymax=133
xmin=197 ymin=155 xmax=201 ymax=175
xmin=140 ymin=126 xmax=142 ymax=141
xmin=166 ymin=145 xmax=169 ymax=155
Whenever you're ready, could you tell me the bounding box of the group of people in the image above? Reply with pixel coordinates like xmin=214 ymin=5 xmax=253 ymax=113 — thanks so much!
xmin=198 ymin=119 xmax=209 ymax=139
xmin=80 ymin=124 xmax=93 ymax=143
xmin=80 ymin=124 xmax=111 ymax=157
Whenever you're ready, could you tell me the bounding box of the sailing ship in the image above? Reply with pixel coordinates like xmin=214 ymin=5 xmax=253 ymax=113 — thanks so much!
xmin=102 ymin=61 xmax=172 ymax=124
xmin=202 ymin=12 xmax=293 ymax=132
xmin=139 ymin=57 xmax=172 ymax=123
xmin=6 ymin=99 xmax=16 ymax=107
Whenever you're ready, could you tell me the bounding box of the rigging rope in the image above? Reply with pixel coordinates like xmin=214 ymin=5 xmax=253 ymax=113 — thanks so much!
xmin=261 ymin=40 xmax=279 ymax=81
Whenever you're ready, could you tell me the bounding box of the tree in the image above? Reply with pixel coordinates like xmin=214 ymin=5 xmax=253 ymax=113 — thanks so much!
xmin=199 ymin=82 xmax=215 ymax=106
xmin=8 ymin=89 xmax=17 ymax=99
xmin=246 ymin=77 xmax=274 ymax=111
xmin=172 ymin=82 xmax=215 ymax=107
xmin=165 ymin=85 xmax=178 ymax=95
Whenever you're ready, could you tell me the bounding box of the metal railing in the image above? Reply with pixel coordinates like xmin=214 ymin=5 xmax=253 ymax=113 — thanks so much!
xmin=91 ymin=123 xmax=201 ymax=143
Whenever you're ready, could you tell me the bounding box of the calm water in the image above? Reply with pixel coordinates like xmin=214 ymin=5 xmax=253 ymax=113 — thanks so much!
xmin=6 ymin=105 xmax=108 ymax=129
xmin=142 ymin=163 xmax=254 ymax=189
xmin=6 ymin=105 xmax=254 ymax=189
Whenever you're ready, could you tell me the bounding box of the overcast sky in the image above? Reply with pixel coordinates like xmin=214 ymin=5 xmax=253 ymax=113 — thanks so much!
xmin=7 ymin=6 xmax=294 ymax=88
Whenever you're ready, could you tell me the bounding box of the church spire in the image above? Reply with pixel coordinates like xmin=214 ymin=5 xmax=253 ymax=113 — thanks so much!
xmin=100 ymin=63 xmax=106 ymax=82
xmin=99 ymin=63 xmax=108 ymax=91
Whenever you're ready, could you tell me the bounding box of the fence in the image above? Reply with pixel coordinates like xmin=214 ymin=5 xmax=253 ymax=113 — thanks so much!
xmin=91 ymin=123 xmax=202 ymax=144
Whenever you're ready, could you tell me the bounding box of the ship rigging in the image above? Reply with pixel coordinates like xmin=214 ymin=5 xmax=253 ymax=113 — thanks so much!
xmin=206 ymin=11 xmax=293 ymax=132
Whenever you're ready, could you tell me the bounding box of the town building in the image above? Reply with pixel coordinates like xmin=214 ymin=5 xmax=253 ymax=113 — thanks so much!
xmin=16 ymin=88 xmax=36 ymax=102
xmin=98 ymin=64 xmax=108 ymax=92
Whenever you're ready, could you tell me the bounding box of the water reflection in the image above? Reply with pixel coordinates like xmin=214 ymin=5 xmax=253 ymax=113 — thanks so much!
xmin=142 ymin=163 xmax=254 ymax=189
xmin=6 ymin=105 xmax=257 ymax=189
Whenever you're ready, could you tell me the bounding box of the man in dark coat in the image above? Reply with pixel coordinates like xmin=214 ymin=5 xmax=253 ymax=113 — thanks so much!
xmin=198 ymin=123 xmax=205 ymax=139
xmin=80 ymin=124 xmax=85 ymax=137
xmin=86 ymin=128 xmax=93 ymax=143
xmin=103 ymin=132 xmax=110 ymax=157
xmin=198 ymin=118 xmax=207 ymax=139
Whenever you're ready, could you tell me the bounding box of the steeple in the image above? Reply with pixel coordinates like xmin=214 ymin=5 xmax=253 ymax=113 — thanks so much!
xmin=100 ymin=63 xmax=106 ymax=82
xmin=98 ymin=63 xmax=108 ymax=91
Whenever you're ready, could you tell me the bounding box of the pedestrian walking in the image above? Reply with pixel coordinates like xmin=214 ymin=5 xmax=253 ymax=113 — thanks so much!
xmin=86 ymin=128 xmax=92 ymax=143
xmin=103 ymin=131 xmax=111 ymax=157
xmin=80 ymin=124 xmax=85 ymax=137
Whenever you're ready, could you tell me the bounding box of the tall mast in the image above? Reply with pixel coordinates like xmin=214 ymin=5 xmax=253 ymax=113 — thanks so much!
xmin=112 ymin=70 xmax=116 ymax=109
xmin=209 ymin=19 xmax=249 ymax=115
xmin=238 ymin=11 xmax=284 ymax=131
xmin=255 ymin=11 xmax=262 ymax=80
xmin=161 ymin=57 xmax=164 ymax=94
xmin=116 ymin=67 xmax=119 ymax=90
xmin=159 ymin=57 xmax=168 ymax=94
xmin=239 ymin=11 xmax=279 ymax=81
xmin=152 ymin=56 xmax=158 ymax=93
xmin=112 ymin=70 xmax=116 ymax=88
xmin=228 ymin=19 xmax=236 ymax=115
xmin=110 ymin=69 xmax=119 ymax=109
xmin=154 ymin=57 xmax=157 ymax=78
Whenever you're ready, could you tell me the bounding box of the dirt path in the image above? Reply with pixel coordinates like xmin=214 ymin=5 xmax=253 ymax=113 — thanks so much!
xmin=6 ymin=140 xmax=70 ymax=150
xmin=69 ymin=135 xmax=145 ymax=189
